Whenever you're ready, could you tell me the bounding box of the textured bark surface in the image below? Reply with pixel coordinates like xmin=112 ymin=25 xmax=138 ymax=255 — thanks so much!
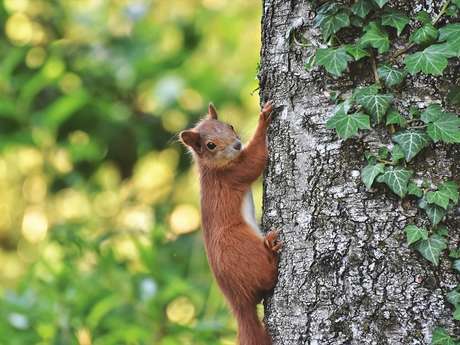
xmin=259 ymin=1 xmax=460 ymax=344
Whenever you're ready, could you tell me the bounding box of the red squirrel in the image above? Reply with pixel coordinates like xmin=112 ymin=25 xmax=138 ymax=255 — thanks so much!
xmin=179 ymin=101 xmax=281 ymax=345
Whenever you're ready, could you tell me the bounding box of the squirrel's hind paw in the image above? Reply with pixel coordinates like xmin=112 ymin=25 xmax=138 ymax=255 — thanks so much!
xmin=264 ymin=230 xmax=282 ymax=254
xmin=260 ymin=101 xmax=273 ymax=122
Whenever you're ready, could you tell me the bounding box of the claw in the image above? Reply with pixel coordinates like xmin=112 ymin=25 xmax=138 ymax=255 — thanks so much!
xmin=264 ymin=230 xmax=282 ymax=254
xmin=261 ymin=101 xmax=273 ymax=120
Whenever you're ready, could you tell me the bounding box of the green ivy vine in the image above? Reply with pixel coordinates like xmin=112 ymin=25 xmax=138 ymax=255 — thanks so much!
xmin=305 ymin=0 xmax=460 ymax=343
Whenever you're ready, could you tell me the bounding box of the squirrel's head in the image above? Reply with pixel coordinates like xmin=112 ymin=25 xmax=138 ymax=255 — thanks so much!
xmin=180 ymin=103 xmax=242 ymax=167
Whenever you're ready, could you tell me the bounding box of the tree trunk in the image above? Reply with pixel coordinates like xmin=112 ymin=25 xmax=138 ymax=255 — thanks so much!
xmin=259 ymin=1 xmax=460 ymax=344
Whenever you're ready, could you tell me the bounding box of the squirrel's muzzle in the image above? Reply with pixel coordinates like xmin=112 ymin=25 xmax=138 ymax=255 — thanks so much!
xmin=233 ymin=141 xmax=242 ymax=151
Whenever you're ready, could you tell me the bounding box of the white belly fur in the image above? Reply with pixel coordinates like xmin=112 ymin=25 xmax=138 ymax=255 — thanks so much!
xmin=242 ymin=190 xmax=261 ymax=235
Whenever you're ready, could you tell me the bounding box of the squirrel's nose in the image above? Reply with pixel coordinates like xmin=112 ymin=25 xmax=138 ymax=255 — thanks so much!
xmin=233 ymin=141 xmax=242 ymax=151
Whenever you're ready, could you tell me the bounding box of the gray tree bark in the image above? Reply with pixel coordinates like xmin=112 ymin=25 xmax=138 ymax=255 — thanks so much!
xmin=259 ymin=1 xmax=460 ymax=344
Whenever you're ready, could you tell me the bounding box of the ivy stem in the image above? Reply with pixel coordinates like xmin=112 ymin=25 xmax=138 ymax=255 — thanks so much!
xmin=406 ymin=118 xmax=425 ymax=125
xmin=292 ymin=31 xmax=311 ymax=47
xmin=391 ymin=43 xmax=415 ymax=61
xmin=333 ymin=34 xmax=344 ymax=46
xmin=433 ymin=0 xmax=451 ymax=25
xmin=408 ymin=124 xmax=428 ymax=129
xmin=370 ymin=49 xmax=381 ymax=86
xmin=391 ymin=0 xmax=450 ymax=61
xmin=378 ymin=159 xmax=396 ymax=165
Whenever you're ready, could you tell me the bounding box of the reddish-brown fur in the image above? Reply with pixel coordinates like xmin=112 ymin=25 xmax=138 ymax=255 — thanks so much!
xmin=180 ymin=102 xmax=281 ymax=345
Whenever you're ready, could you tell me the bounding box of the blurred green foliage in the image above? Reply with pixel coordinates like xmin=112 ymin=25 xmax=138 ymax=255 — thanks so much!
xmin=0 ymin=0 xmax=262 ymax=344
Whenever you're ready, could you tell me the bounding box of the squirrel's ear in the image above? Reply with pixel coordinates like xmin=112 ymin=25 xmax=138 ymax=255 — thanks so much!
xmin=207 ymin=103 xmax=218 ymax=120
xmin=180 ymin=130 xmax=202 ymax=153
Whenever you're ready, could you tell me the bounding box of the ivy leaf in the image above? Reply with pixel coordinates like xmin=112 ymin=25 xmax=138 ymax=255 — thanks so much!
xmin=429 ymin=43 xmax=458 ymax=58
xmin=416 ymin=234 xmax=447 ymax=266
xmin=333 ymin=99 xmax=352 ymax=115
xmin=361 ymin=163 xmax=385 ymax=189
xmin=426 ymin=112 xmax=460 ymax=143
xmin=415 ymin=11 xmax=431 ymax=24
xmin=436 ymin=226 xmax=448 ymax=237
xmin=305 ymin=53 xmax=316 ymax=70
xmin=381 ymin=11 xmax=410 ymax=36
xmin=377 ymin=65 xmax=406 ymax=87
xmin=410 ymin=23 xmax=438 ymax=45
xmin=373 ymin=0 xmax=388 ymax=8
xmin=360 ymin=22 xmax=390 ymax=53
xmin=378 ymin=147 xmax=389 ymax=160
xmin=405 ymin=225 xmax=428 ymax=245
xmin=421 ymin=104 xmax=443 ymax=123
xmin=386 ymin=109 xmax=407 ymax=127
xmin=377 ymin=167 xmax=412 ymax=197
xmin=392 ymin=130 xmax=430 ymax=162
xmin=326 ymin=111 xmax=370 ymax=139
xmin=453 ymin=0 xmax=460 ymax=6
xmin=425 ymin=204 xmax=446 ymax=226
xmin=432 ymin=328 xmax=456 ymax=345
xmin=408 ymin=182 xmax=423 ymax=197
xmin=454 ymin=306 xmax=460 ymax=321
xmin=350 ymin=16 xmax=365 ymax=28
xmin=320 ymin=11 xmax=351 ymax=40
xmin=447 ymin=87 xmax=460 ymax=106
xmin=345 ymin=44 xmax=370 ymax=61
xmin=439 ymin=181 xmax=459 ymax=204
xmin=404 ymin=45 xmax=448 ymax=76
xmin=454 ymin=260 xmax=460 ymax=273
xmin=353 ymin=84 xmax=379 ymax=98
xmin=316 ymin=47 xmax=352 ymax=77
xmin=449 ymin=249 xmax=460 ymax=258
xmin=446 ymin=5 xmax=459 ymax=17
xmin=354 ymin=87 xmax=393 ymax=124
xmin=439 ymin=23 xmax=460 ymax=54
xmin=426 ymin=190 xmax=451 ymax=209
xmin=447 ymin=289 xmax=460 ymax=306
xmin=351 ymin=0 xmax=374 ymax=18
xmin=391 ymin=144 xmax=405 ymax=163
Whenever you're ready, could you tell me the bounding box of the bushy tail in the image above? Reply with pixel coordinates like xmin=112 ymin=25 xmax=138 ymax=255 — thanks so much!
xmin=233 ymin=304 xmax=272 ymax=345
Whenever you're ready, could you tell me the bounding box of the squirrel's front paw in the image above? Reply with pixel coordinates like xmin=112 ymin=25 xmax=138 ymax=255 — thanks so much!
xmin=260 ymin=100 xmax=273 ymax=124
xmin=264 ymin=229 xmax=282 ymax=254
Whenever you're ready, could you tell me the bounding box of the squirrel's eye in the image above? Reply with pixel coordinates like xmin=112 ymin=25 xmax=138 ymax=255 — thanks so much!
xmin=206 ymin=142 xmax=216 ymax=150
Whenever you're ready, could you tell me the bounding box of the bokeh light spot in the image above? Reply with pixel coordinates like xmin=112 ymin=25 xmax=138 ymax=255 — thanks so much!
xmin=69 ymin=130 xmax=90 ymax=145
xmin=43 ymin=57 xmax=65 ymax=80
xmin=31 ymin=22 xmax=46 ymax=45
xmin=22 ymin=208 xmax=48 ymax=243
xmin=178 ymin=88 xmax=203 ymax=112
xmin=55 ymin=189 xmax=90 ymax=221
xmin=169 ymin=204 xmax=200 ymax=235
xmin=202 ymin=0 xmax=227 ymax=10
xmin=93 ymin=162 xmax=121 ymax=189
xmin=4 ymin=0 xmax=29 ymax=13
xmin=0 ymin=204 xmax=12 ymax=231
xmin=59 ymin=73 xmax=82 ymax=94
xmin=118 ymin=205 xmax=154 ymax=233
xmin=166 ymin=296 xmax=196 ymax=326
xmin=5 ymin=13 xmax=33 ymax=46
xmin=113 ymin=235 xmax=139 ymax=262
xmin=133 ymin=151 xmax=174 ymax=204
xmin=161 ymin=110 xmax=187 ymax=133
xmin=76 ymin=327 xmax=92 ymax=345
xmin=93 ymin=191 xmax=120 ymax=218
xmin=159 ymin=26 xmax=183 ymax=55
xmin=50 ymin=148 xmax=73 ymax=174
xmin=16 ymin=147 xmax=43 ymax=173
xmin=26 ymin=47 xmax=47 ymax=68
xmin=22 ymin=174 xmax=47 ymax=203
